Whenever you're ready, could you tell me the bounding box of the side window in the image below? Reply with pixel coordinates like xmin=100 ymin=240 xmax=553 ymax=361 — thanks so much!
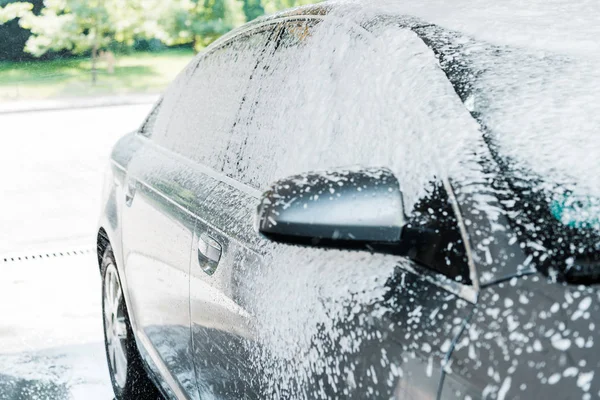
xmin=221 ymin=19 xmax=323 ymax=187
xmin=137 ymin=48 xmax=198 ymax=140
xmin=139 ymin=98 xmax=163 ymax=138
xmin=151 ymin=58 xmax=198 ymax=140
xmin=153 ymin=27 xmax=274 ymax=169
xmin=405 ymin=183 xmax=471 ymax=284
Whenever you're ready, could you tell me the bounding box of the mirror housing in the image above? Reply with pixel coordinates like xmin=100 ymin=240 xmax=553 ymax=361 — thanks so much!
xmin=255 ymin=167 xmax=406 ymax=249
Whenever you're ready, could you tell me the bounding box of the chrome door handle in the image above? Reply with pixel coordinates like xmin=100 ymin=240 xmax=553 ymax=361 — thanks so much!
xmin=198 ymin=233 xmax=222 ymax=275
xmin=125 ymin=179 xmax=137 ymax=207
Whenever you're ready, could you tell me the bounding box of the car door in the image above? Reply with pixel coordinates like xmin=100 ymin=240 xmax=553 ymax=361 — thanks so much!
xmin=120 ymin=61 xmax=210 ymax=399
xmin=187 ymin=16 xmax=479 ymax=399
xmin=143 ymin=24 xmax=278 ymax=399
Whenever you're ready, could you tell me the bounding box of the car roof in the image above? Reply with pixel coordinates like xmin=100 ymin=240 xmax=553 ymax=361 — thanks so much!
xmin=232 ymin=0 xmax=600 ymax=58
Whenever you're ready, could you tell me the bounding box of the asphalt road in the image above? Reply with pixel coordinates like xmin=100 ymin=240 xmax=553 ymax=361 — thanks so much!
xmin=0 ymin=103 xmax=153 ymax=400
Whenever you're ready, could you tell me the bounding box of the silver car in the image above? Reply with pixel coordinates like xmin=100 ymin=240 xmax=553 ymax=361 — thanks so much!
xmin=97 ymin=3 xmax=600 ymax=400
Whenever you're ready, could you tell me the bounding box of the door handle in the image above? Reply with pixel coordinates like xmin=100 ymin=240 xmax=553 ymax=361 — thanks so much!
xmin=125 ymin=179 xmax=137 ymax=207
xmin=198 ymin=233 xmax=222 ymax=275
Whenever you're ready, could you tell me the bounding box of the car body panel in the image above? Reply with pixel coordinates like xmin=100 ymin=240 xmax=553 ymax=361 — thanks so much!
xmin=188 ymin=173 xmax=475 ymax=399
xmin=100 ymin=132 xmax=143 ymax=277
xmin=121 ymin=140 xmax=211 ymax=399
xmin=445 ymin=272 xmax=600 ymax=399
xmin=190 ymin=187 xmax=259 ymax=398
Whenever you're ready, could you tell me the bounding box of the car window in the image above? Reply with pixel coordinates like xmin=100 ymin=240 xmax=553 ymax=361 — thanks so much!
xmin=406 ymin=182 xmax=471 ymax=283
xmin=138 ymin=98 xmax=163 ymax=138
xmin=220 ymin=19 xmax=324 ymax=186
xmin=153 ymin=26 xmax=275 ymax=167
xmin=149 ymin=59 xmax=198 ymax=142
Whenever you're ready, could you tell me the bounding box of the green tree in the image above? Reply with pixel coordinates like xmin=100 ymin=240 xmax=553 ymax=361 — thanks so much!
xmin=163 ymin=0 xmax=245 ymax=52
xmin=0 ymin=0 xmax=45 ymax=61
xmin=241 ymin=0 xmax=264 ymax=22
xmin=0 ymin=1 xmax=32 ymax=24
xmin=262 ymin=0 xmax=318 ymax=14
xmin=0 ymin=0 xmax=168 ymax=83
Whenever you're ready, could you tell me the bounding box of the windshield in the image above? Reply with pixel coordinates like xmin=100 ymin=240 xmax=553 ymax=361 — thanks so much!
xmin=416 ymin=24 xmax=600 ymax=281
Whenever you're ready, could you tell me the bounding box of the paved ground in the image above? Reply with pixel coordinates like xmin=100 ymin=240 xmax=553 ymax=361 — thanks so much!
xmin=0 ymin=104 xmax=152 ymax=254
xmin=0 ymin=254 xmax=111 ymax=400
xmin=0 ymin=104 xmax=153 ymax=399
xmin=0 ymin=94 xmax=159 ymax=115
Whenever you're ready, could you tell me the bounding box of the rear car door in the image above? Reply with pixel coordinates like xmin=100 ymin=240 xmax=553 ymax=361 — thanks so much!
xmin=120 ymin=63 xmax=206 ymax=399
xmin=147 ymin=25 xmax=277 ymax=399
xmin=186 ymin=16 xmax=479 ymax=399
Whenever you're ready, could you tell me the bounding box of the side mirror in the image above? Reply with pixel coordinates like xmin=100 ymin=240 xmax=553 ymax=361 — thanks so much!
xmin=255 ymin=167 xmax=407 ymax=251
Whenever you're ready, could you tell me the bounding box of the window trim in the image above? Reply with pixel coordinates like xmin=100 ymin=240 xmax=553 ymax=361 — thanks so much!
xmin=444 ymin=176 xmax=480 ymax=298
xmin=205 ymin=15 xmax=326 ymax=59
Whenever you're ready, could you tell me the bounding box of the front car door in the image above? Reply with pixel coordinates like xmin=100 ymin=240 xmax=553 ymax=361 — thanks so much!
xmin=184 ymin=12 xmax=483 ymax=399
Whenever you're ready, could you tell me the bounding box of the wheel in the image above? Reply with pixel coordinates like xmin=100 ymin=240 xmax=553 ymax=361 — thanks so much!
xmin=101 ymin=246 xmax=162 ymax=400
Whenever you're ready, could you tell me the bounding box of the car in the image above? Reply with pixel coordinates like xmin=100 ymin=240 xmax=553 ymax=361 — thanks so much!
xmin=96 ymin=2 xmax=600 ymax=399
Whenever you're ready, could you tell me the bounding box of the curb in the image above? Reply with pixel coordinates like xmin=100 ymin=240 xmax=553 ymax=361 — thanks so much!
xmin=0 ymin=93 xmax=160 ymax=115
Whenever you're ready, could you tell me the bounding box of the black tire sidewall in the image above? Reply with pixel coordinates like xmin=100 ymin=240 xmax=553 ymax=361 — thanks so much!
xmin=101 ymin=246 xmax=160 ymax=400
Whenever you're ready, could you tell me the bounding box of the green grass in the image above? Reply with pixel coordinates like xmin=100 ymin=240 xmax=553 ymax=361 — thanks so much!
xmin=0 ymin=48 xmax=194 ymax=102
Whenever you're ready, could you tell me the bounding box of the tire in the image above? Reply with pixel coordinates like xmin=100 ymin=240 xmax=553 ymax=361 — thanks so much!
xmin=101 ymin=246 xmax=162 ymax=400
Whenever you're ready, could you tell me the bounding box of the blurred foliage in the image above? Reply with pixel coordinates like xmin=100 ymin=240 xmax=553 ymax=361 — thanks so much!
xmin=0 ymin=0 xmax=320 ymax=82
xmin=3 ymin=0 xmax=170 ymax=57
xmin=0 ymin=0 xmax=175 ymax=81
xmin=0 ymin=1 xmax=32 ymax=23
xmin=0 ymin=0 xmax=43 ymax=61
xmin=262 ymin=0 xmax=316 ymax=13
xmin=243 ymin=0 xmax=264 ymax=21
xmin=163 ymin=0 xmax=245 ymax=51
xmin=0 ymin=0 xmax=321 ymax=57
